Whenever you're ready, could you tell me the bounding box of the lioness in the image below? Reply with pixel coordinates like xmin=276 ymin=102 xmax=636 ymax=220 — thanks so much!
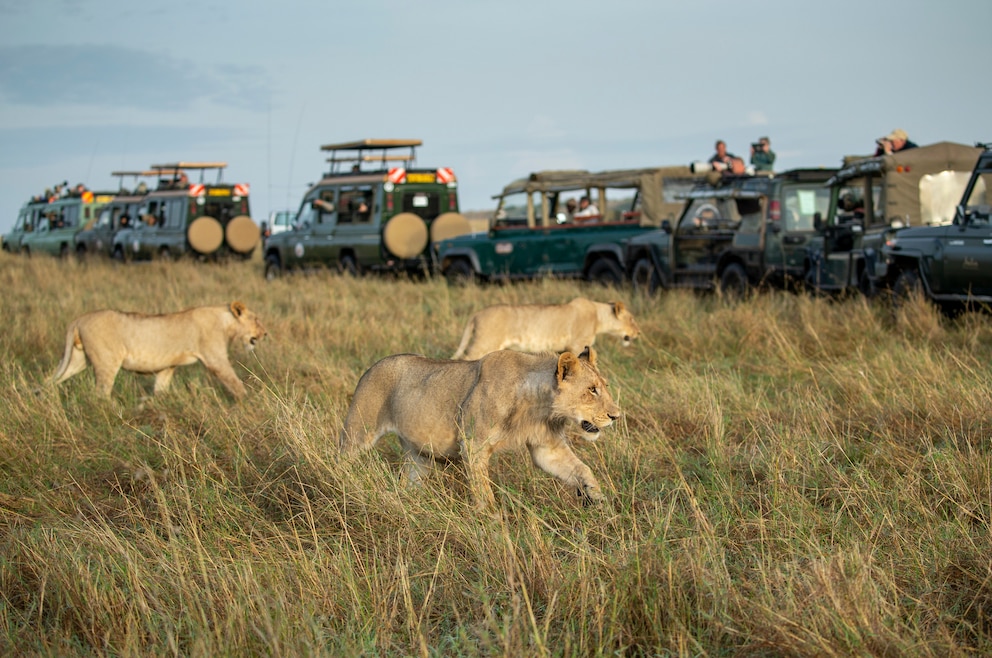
xmin=51 ymin=301 xmax=266 ymax=398
xmin=451 ymin=297 xmax=640 ymax=360
xmin=340 ymin=346 xmax=620 ymax=508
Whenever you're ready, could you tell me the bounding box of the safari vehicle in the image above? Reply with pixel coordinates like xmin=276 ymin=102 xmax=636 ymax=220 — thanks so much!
xmin=262 ymin=139 xmax=469 ymax=279
xmin=75 ymin=169 xmax=160 ymax=258
xmin=3 ymin=197 xmax=49 ymax=253
xmin=624 ymin=168 xmax=836 ymax=295
xmin=21 ymin=189 xmax=115 ymax=258
xmin=111 ymin=162 xmax=259 ymax=262
xmin=874 ymin=143 xmax=992 ymax=309
xmin=434 ymin=166 xmax=701 ymax=285
xmin=804 ymin=141 xmax=983 ymax=296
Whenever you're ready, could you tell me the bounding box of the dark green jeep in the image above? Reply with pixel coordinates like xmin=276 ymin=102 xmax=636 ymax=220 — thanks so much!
xmin=112 ymin=162 xmax=259 ymax=262
xmin=876 ymin=143 xmax=992 ymax=308
xmin=263 ymin=139 xmax=469 ymax=279
xmin=804 ymin=141 xmax=983 ymax=296
xmin=624 ymin=168 xmax=835 ymax=295
xmin=434 ymin=166 xmax=701 ymax=285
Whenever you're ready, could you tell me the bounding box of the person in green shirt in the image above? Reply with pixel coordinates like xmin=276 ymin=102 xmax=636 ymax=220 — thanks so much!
xmin=750 ymin=136 xmax=776 ymax=172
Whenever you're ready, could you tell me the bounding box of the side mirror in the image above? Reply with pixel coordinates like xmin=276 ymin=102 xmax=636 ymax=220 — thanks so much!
xmin=955 ymin=203 xmax=967 ymax=225
xmin=813 ymin=211 xmax=822 ymax=231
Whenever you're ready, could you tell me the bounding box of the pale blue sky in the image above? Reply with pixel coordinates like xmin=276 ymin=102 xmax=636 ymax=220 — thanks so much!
xmin=1 ymin=0 xmax=988 ymax=232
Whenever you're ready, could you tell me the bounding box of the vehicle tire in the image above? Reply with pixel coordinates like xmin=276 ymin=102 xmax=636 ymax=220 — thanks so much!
xmin=719 ymin=262 xmax=750 ymax=299
xmin=444 ymin=258 xmax=475 ymax=285
xmin=59 ymin=244 xmax=71 ymax=260
xmin=587 ymin=257 xmax=624 ymax=287
xmin=264 ymin=255 xmax=282 ymax=281
xmin=157 ymin=247 xmax=172 ymax=261
xmin=631 ymin=257 xmax=661 ymax=295
xmin=112 ymin=245 xmax=126 ymax=263
xmin=892 ymin=268 xmax=925 ymax=310
xmin=338 ymin=253 xmax=359 ymax=276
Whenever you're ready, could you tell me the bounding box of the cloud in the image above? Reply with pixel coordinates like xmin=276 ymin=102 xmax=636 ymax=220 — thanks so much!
xmin=744 ymin=111 xmax=769 ymax=126
xmin=0 ymin=44 xmax=268 ymax=111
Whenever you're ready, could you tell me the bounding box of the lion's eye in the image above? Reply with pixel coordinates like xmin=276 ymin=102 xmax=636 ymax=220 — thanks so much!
xmin=589 ymin=386 xmax=599 ymax=396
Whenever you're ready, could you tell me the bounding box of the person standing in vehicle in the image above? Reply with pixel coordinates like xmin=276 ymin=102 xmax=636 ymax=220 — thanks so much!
xmin=875 ymin=128 xmax=918 ymax=156
xmin=750 ymin=137 xmax=776 ymax=172
xmin=708 ymin=140 xmax=744 ymax=173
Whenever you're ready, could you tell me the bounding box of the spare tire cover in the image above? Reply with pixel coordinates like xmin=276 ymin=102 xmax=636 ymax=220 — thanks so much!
xmin=225 ymin=215 xmax=260 ymax=253
xmin=382 ymin=212 xmax=429 ymax=259
xmin=429 ymin=212 xmax=472 ymax=243
xmin=187 ymin=216 xmax=224 ymax=254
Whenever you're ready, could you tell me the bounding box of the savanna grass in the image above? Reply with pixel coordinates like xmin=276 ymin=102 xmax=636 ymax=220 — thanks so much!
xmin=0 ymin=254 xmax=990 ymax=656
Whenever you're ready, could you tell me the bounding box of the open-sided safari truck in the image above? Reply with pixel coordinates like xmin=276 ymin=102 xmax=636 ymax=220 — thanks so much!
xmin=111 ymin=162 xmax=259 ymax=261
xmin=804 ymin=141 xmax=983 ymax=295
xmin=262 ymin=139 xmax=470 ymax=279
xmin=434 ymin=165 xmax=702 ymax=285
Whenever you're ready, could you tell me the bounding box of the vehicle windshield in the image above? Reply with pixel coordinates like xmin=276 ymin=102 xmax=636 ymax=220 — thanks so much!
xmin=782 ymin=184 xmax=832 ymax=231
xmin=493 ymin=192 xmax=532 ymax=227
xmin=678 ymin=198 xmax=743 ymax=232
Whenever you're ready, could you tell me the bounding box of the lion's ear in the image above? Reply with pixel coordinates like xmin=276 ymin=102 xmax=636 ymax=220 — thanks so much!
xmin=578 ymin=346 xmax=597 ymax=366
xmin=612 ymin=301 xmax=625 ymax=316
xmin=230 ymin=301 xmax=246 ymax=318
xmin=557 ymin=352 xmax=581 ymax=383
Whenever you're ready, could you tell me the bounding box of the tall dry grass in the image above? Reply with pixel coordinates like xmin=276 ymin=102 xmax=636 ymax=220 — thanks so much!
xmin=0 ymin=254 xmax=990 ymax=656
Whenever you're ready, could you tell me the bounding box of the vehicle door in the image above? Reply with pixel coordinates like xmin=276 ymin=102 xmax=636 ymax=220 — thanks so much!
xmin=302 ymin=188 xmax=340 ymax=266
xmin=941 ymin=176 xmax=992 ymax=296
xmin=336 ymin=185 xmax=380 ymax=265
xmin=773 ymin=183 xmax=831 ymax=277
xmin=488 ymin=191 xmax=549 ymax=276
xmin=673 ymin=196 xmax=737 ymax=277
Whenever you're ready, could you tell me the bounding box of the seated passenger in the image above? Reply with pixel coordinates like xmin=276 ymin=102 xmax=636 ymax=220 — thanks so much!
xmin=573 ymin=196 xmax=600 ymax=222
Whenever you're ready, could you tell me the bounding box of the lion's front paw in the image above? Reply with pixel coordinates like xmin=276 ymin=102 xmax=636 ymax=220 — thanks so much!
xmin=577 ymin=485 xmax=605 ymax=506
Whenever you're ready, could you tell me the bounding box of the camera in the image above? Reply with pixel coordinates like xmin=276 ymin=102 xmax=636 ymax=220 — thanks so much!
xmin=752 ymin=142 xmax=763 ymax=151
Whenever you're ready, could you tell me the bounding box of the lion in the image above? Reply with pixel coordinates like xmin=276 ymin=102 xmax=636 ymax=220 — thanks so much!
xmin=50 ymin=301 xmax=266 ymax=399
xmin=451 ymin=297 xmax=640 ymax=360
xmin=339 ymin=346 xmax=620 ymax=508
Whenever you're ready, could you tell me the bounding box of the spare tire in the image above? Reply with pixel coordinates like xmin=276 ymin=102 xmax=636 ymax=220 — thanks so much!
xmin=225 ymin=214 xmax=260 ymax=253
xmin=430 ymin=212 xmax=472 ymax=243
xmin=382 ymin=212 xmax=428 ymax=259
xmin=187 ymin=216 xmax=224 ymax=255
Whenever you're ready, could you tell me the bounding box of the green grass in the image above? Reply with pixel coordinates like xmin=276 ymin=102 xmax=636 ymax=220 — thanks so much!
xmin=1 ymin=254 xmax=990 ymax=656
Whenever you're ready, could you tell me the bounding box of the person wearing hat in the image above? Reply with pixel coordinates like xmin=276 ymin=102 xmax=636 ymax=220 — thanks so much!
xmin=875 ymin=128 xmax=918 ymax=156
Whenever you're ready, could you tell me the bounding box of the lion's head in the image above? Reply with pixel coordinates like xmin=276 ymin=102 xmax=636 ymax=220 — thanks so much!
xmin=606 ymin=301 xmax=640 ymax=347
xmin=554 ymin=346 xmax=620 ymax=441
xmin=229 ymin=301 xmax=267 ymax=351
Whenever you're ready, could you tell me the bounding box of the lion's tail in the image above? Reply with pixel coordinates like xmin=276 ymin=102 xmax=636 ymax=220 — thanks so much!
xmin=451 ymin=316 xmax=477 ymax=360
xmin=51 ymin=321 xmax=87 ymax=385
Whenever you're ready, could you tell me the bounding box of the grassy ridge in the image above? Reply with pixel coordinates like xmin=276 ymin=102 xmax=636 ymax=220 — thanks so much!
xmin=0 ymin=255 xmax=990 ymax=656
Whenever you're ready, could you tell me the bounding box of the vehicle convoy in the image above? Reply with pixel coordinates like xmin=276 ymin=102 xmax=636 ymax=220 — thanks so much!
xmin=75 ymin=169 xmax=162 ymax=258
xmin=434 ymin=166 xmax=701 ymax=285
xmin=623 ymin=168 xmax=836 ymax=295
xmin=21 ymin=188 xmax=115 ymax=258
xmin=3 ymin=197 xmax=50 ymax=253
xmin=803 ymin=141 xmax=983 ymax=296
xmin=112 ymin=162 xmax=259 ymax=262
xmin=874 ymin=143 xmax=992 ymax=308
xmin=262 ymin=139 xmax=470 ymax=279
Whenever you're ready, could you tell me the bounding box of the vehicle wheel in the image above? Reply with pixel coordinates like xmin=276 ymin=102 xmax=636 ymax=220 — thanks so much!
xmin=587 ymin=258 xmax=624 ymax=287
xmin=444 ymin=258 xmax=475 ymax=285
xmin=719 ymin=262 xmax=750 ymax=299
xmin=264 ymin=255 xmax=282 ymax=281
xmin=338 ymin=253 xmax=359 ymax=276
xmin=157 ymin=247 xmax=172 ymax=261
xmin=59 ymin=244 xmax=71 ymax=260
xmin=631 ymin=257 xmax=661 ymax=294
xmin=112 ymin=246 xmax=128 ymax=263
xmin=892 ymin=268 xmax=925 ymax=310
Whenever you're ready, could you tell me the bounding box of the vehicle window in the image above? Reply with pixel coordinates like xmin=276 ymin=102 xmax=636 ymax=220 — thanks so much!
xmin=400 ymin=189 xmax=440 ymax=220
xmin=202 ymin=200 xmax=235 ymax=224
xmin=494 ymin=192 xmax=530 ymax=227
xmin=964 ymin=170 xmax=992 ymax=224
xmin=679 ymin=198 xmax=734 ymax=231
xmin=64 ymin=205 xmax=79 ymax=228
xmin=97 ymin=207 xmax=112 ymax=229
xmin=165 ymin=199 xmax=185 ymax=228
xmin=13 ymin=212 xmax=25 ymax=231
xmin=782 ymin=185 xmax=831 ymax=231
xmin=734 ymin=198 xmax=762 ymax=234
xmin=917 ymin=170 xmax=975 ymax=226
xmin=339 ymin=186 xmax=374 ymax=224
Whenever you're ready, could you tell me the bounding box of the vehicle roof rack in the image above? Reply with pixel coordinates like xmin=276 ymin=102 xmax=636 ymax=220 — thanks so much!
xmin=320 ymin=139 xmax=421 ymax=175
xmin=148 ymin=161 xmax=227 ymax=184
